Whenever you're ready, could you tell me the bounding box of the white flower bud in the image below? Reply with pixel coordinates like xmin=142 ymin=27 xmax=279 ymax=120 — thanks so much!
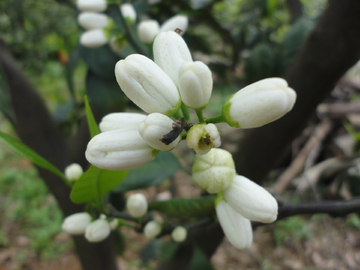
xmin=216 ymin=200 xmax=253 ymax=250
xmin=99 ymin=112 xmax=147 ymax=132
xmin=153 ymin=31 xmax=192 ymax=87
xmin=85 ymin=219 xmax=111 ymax=242
xmin=144 ymin=221 xmax=162 ymax=239
xmin=126 ymin=193 xmax=148 ymax=218
xmin=137 ymin=20 xmax=160 ymax=44
xmin=178 ymin=61 xmax=213 ymax=110
xmin=222 ymin=78 xmax=296 ymax=128
xmin=64 ymin=163 xmax=83 ymax=181
xmin=115 ymin=54 xmax=181 ymax=116
xmin=192 ymin=148 xmax=235 ymax=193
xmin=223 ymin=175 xmax=278 ymax=223
xmin=77 ymin=12 xmax=109 ymax=30
xmin=186 ymin=124 xmax=221 ymax=155
xmin=160 ymin=15 xmax=188 ymax=34
xmin=138 ymin=113 xmax=181 ymax=151
xmin=171 ymin=226 xmax=187 ymax=242
xmin=109 ymin=219 xmax=119 ymax=230
xmin=80 ymin=29 xmax=108 ymax=48
xmin=76 ymin=0 xmax=107 ymax=12
xmin=62 ymin=212 xmax=91 ymax=235
xmin=120 ymin=3 xmax=137 ymax=24
xmin=85 ymin=127 xmax=158 ymax=170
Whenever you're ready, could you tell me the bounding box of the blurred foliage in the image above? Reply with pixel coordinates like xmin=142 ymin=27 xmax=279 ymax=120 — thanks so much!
xmin=273 ymin=216 xmax=312 ymax=246
xmin=0 ymin=140 xmax=71 ymax=260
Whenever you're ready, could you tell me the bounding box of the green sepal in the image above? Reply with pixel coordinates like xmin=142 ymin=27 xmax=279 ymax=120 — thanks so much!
xmin=221 ymin=99 xmax=240 ymax=128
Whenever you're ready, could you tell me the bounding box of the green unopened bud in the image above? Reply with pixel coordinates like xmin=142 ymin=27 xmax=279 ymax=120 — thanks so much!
xmin=192 ymin=148 xmax=235 ymax=193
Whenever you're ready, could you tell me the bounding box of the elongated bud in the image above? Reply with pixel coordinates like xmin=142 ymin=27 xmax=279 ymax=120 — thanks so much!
xmin=62 ymin=212 xmax=91 ymax=235
xmin=99 ymin=112 xmax=147 ymax=132
xmin=187 ymin=124 xmax=221 ymax=155
xmin=160 ymin=15 xmax=188 ymax=34
xmin=192 ymin=148 xmax=235 ymax=193
xmin=77 ymin=12 xmax=109 ymax=30
xmin=85 ymin=219 xmax=111 ymax=242
xmin=85 ymin=127 xmax=159 ymax=170
xmin=216 ymin=200 xmax=253 ymax=250
xmin=171 ymin=226 xmax=187 ymax=242
xmin=178 ymin=61 xmax=213 ymax=110
xmin=223 ymin=175 xmax=278 ymax=223
xmin=126 ymin=193 xmax=148 ymax=218
xmin=120 ymin=3 xmax=137 ymax=24
xmin=144 ymin=221 xmax=162 ymax=239
xmin=80 ymin=29 xmax=108 ymax=48
xmin=222 ymin=78 xmax=296 ymax=128
xmin=153 ymin=31 xmax=192 ymax=87
xmin=115 ymin=54 xmax=181 ymax=116
xmin=138 ymin=113 xmax=181 ymax=151
xmin=64 ymin=163 xmax=83 ymax=181
xmin=76 ymin=0 xmax=107 ymax=12
xmin=137 ymin=20 xmax=160 ymax=44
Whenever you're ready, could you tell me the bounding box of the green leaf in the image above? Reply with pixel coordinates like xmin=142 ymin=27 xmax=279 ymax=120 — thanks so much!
xmin=70 ymin=166 xmax=128 ymax=204
xmin=84 ymin=95 xmax=100 ymax=138
xmin=148 ymin=196 xmax=216 ymax=218
xmin=116 ymin=151 xmax=183 ymax=192
xmin=0 ymin=130 xmax=67 ymax=181
xmin=189 ymin=246 xmax=214 ymax=270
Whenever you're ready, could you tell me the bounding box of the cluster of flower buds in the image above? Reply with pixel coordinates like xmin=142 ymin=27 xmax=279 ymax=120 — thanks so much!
xmin=85 ymin=28 xmax=296 ymax=171
xmin=62 ymin=212 xmax=118 ymax=242
xmin=191 ymin=148 xmax=278 ymax=249
xmin=77 ymin=0 xmax=138 ymax=49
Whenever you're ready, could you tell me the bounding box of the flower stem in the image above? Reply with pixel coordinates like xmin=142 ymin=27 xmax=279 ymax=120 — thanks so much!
xmin=205 ymin=114 xmax=226 ymax=124
xmin=174 ymin=110 xmax=183 ymax=119
xmin=196 ymin=109 xmax=205 ymax=123
xmin=181 ymin=102 xmax=190 ymax=121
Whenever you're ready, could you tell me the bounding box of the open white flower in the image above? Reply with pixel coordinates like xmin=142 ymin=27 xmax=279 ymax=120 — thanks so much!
xmin=85 ymin=127 xmax=158 ymax=170
xmin=99 ymin=112 xmax=147 ymax=132
xmin=192 ymin=148 xmax=235 ymax=193
xmin=222 ymin=78 xmax=296 ymax=128
xmin=115 ymin=54 xmax=181 ymax=116
xmin=62 ymin=212 xmax=91 ymax=235
xmin=186 ymin=123 xmax=221 ymax=155
xmin=216 ymin=200 xmax=253 ymax=250
xmin=153 ymin=31 xmax=192 ymax=87
xmin=223 ymin=175 xmax=278 ymax=223
xmin=138 ymin=113 xmax=181 ymax=151
xmin=85 ymin=219 xmax=111 ymax=242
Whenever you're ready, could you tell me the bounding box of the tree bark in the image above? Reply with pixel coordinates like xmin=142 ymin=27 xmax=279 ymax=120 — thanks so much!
xmin=0 ymin=40 xmax=119 ymax=270
xmin=233 ymin=0 xmax=360 ymax=184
